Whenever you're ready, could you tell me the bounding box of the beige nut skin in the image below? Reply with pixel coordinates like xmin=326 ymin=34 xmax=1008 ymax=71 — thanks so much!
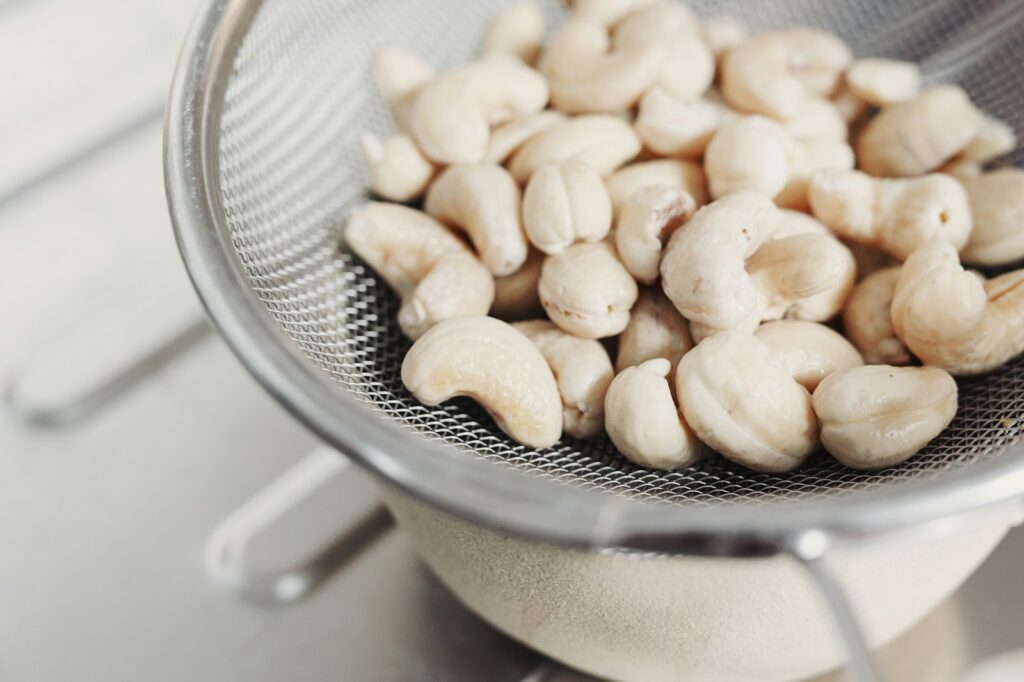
xmin=813 ymin=365 xmax=958 ymax=470
xmin=615 ymin=287 xmax=693 ymax=376
xmin=522 ymin=160 xmax=613 ymax=256
xmin=615 ymin=185 xmax=696 ymax=284
xmin=961 ymin=169 xmax=1024 ymax=266
xmin=675 ymin=330 xmax=819 ymax=473
xmin=570 ymin=0 xmax=659 ymax=27
xmin=701 ymin=17 xmax=747 ymax=57
xmin=345 ymin=203 xmax=494 ymax=340
xmin=635 ymin=87 xmax=738 ymax=159
xmin=704 ymin=116 xmax=792 ymax=199
xmin=659 ymin=191 xmax=780 ymax=329
xmin=856 ymin=86 xmax=981 ymax=177
xmin=402 ymin=317 xmax=562 ymax=448
xmin=891 ymin=242 xmax=1024 ymax=376
xmin=491 ymin=248 xmax=545 ymax=321
xmin=484 ymin=111 xmax=568 ymax=164
xmin=842 ymin=266 xmax=913 ymax=366
xmin=483 ymin=1 xmax=545 ymax=64
xmin=845 ymin=58 xmax=921 ymax=107
xmin=509 ymin=115 xmax=642 ymax=183
xmin=513 ymin=320 xmax=614 ymax=439
xmin=808 ymin=169 xmax=973 ymax=261
xmin=605 ymin=359 xmax=703 ymax=470
xmin=425 ymin=164 xmax=528 ymax=276
xmin=361 ymin=133 xmax=435 ymax=202
xmin=605 ymin=159 xmax=708 ymax=218
xmin=961 ymin=115 xmax=1017 ymax=163
xmin=372 ymin=48 xmax=436 ymax=131
xmin=539 ymin=241 xmax=639 ymax=339
xmin=755 ymin=320 xmax=863 ymax=392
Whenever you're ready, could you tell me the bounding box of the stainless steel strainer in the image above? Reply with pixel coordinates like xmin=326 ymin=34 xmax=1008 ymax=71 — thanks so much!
xmin=166 ymin=0 xmax=1024 ymax=679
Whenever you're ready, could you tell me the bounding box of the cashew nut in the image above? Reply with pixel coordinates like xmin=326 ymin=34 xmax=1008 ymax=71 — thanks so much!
xmin=856 ymin=86 xmax=982 ymax=177
xmin=721 ymin=28 xmax=852 ymax=120
xmin=842 ymin=266 xmax=912 ymax=366
xmin=605 ymin=158 xmax=708 ymax=218
xmin=491 ymin=248 xmax=545 ymax=321
xmin=961 ymin=168 xmax=1024 ymax=266
xmin=772 ymin=209 xmax=832 ymax=240
xmin=484 ymin=110 xmax=568 ymax=164
xmin=775 ymin=137 xmax=856 ymax=210
xmin=748 ymin=233 xmax=856 ymax=322
xmin=635 ymin=87 xmax=738 ymax=158
xmin=412 ymin=54 xmax=549 ymax=164
xmin=538 ymin=241 xmax=638 ymax=338
xmin=660 ymin=191 xmax=780 ymax=328
xmin=961 ymin=115 xmax=1017 ymax=162
xmin=704 ymin=116 xmax=793 ymax=199
xmin=845 ymin=58 xmax=921 ymax=107
xmin=813 ymin=365 xmax=958 ymax=470
xmin=522 ymin=159 xmax=613 ymax=255
xmin=701 ymin=17 xmax=747 ymax=58
xmin=615 ymin=287 xmax=693 ymax=376
xmin=361 ymin=133 xmax=435 ymax=202
xmin=891 ymin=242 xmax=1024 ymax=375
xmin=570 ymin=0 xmax=659 ymax=27
xmin=615 ymin=185 xmax=696 ymax=284
xmin=373 ymin=48 xmax=436 ymax=131
xmin=676 ymin=330 xmax=819 ymax=473
xmin=483 ymin=1 xmax=545 ymax=64
xmin=425 ymin=164 xmax=528 ymax=276
xmin=808 ymin=169 xmax=973 ymax=260
xmin=509 ymin=114 xmax=642 ymax=183
xmin=346 ymin=203 xmax=494 ymax=339
xmin=782 ymin=97 xmax=848 ymax=141
xmin=755 ymin=320 xmax=863 ymax=391
xmin=539 ymin=18 xmax=664 ymax=114
xmin=401 ymin=316 xmax=562 ymax=448
xmin=605 ymin=359 xmax=703 ymax=469
xmin=513 ymin=320 xmax=614 ymax=438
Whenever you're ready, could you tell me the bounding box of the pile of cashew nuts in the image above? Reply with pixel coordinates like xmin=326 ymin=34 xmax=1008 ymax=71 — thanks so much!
xmin=346 ymin=0 xmax=1024 ymax=473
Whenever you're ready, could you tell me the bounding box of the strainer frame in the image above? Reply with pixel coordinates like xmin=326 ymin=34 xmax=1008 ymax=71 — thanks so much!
xmin=165 ymin=0 xmax=1024 ymax=558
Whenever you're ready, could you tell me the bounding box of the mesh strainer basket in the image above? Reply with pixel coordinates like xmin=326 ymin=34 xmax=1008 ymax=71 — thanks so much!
xmin=166 ymin=1 xmax=1024 ymax=679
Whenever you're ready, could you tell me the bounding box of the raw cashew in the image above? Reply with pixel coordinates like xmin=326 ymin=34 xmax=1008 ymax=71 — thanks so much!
xmin=539 ymin=18 xmax=664 ymax=114
xmin=484 ymin=111 xmax=568 ymax=164
xmin=845 ymin=58 xmax=921 ymax=107
xmin=782 ymin=98 xmax=848 ymax=141
xmin=570 ymin=0 xmax=659 ymax=27
xmin=721 ymin=28 xmax=852 ymax=120
xmin=605 ymin=359 xmax=703 ymax=469
xmin=605 ymin=159 xmax=708 ymax=217
xmin=961 ymin=169 xmax=1024 ymax=266
xmin=483 ymin=1 xmax=545 ymax=64
xmin=522 ymin=159 xmax=613 ymax=255
xmin=856 ymin=86 xmax=981 ymax=177
xmin=509 ymin=114 xmax=642 ymax=183
xmin=961 ymin=115 xmax=1017 ymax=162
xmin=813 ymin=365 xmax=958 ymax=470
xmin=373 ymin=48 xmax=436 ymax=130
xmin=660 ymin=191 xmax=780 ymax=329
xmin=755 ymin=320 xmax=863 ymax=391
xmin=412 ymin=55 xmax=549 ymax=164
xmin=772 ymin=209 xmax=832 ymax=239
xmin=491 ymin=248 xmax=545 ymax=320
xmin=513 ymin=320 xmax=614 ymax=438
xmin=615 ymin=287 xmax=693 ymax=375
xmin=675 ymin=330 xmax=819 ymax=473
xmin=613 ymin=2 xmax=714 ymax=102
xmin=401 ymin=316 xmax=562 ymax=448
xmin=615 ymin=185 xmax=696 ymax=284
xmin=891 ymin=242 xmax=1024 ymax=375
xmin=775 ymin=137 xmax=856 ymax=210
xmin=701 ymin=17 xmax=746 ymax=57
xmin=361 ymin=133 xmax=435 ymax=202
xmin=425 ymin=164 xmax=528 ymax=276
xmin=808 ymin=169 xmax=973 ymax=260
xmin=687 ymin=308 xmax=761 ymax=345
xmin=635 ymin=87 xmax=738 ymax=158
xmin=346 ymin=203 xmax=494 ymax=339
xmin=842 ymin=266 xmax=912 ymax=366
xmin=538 ymin=241 xmax=638 ymax=338
xmin=748 ymin=233 xmax=856 ymax=322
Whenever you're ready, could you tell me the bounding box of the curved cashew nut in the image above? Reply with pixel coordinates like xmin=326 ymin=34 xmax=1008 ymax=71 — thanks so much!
xmin=522 ymin=159 xmax=613 ymax=255
xmin=701 ymin=17 xmax=747 ymax=58
xmin=425 ymin=164 xmax=528 ymax=276
xmin=513 ymin=320 xmax=614 ymax=438
xmin=748 ymin=233 xmax=856 ymax=322
xmin=635 ymin=87 xmax=738 ymax=158
xmin=538 ymin=241 xmax=639 ymax=339
xmin=856 ymin=86 xmax=981 ymax=177
xmin=615 ymin=185 xmax=696 ymax=284
xmin=616 ymin=287 xmax=693 ymax=376
xmin=509 ymin=114 xmax=642 ymax=183
xmin=845 ymin=58 xmax=921 ymax=107
xmin=704 ymin=116 xmax=793 ymax=199
xmin=483 ymin=1 xmax=545 ymax=64
xmin=539 ymin=18 xmax=664 ymax=114
xmin=570 ymin=0 xmax=659 ymax=27
xmin=660 ymin=191 xmax=780 ymax=329
xmin=412 ymin=55 xmax=549 ymax=164
xmin=891 ymin=242 xmax=1024 ymax=375
xmin=345 ymin=203 xmax=494 ymax=339
xmin=813 ymin=365 xmax=958 ymax=470
xmin=401 ymin=316 xmax=562 ymax=448
xmin=782 ymin=97 xmax=848 ymax=141
xmin=961 ymin=115 xmax=1017 ymax=162
xmin=842 ymin=266 xmax=912 ymax=366
xmin=775 ymin=137 xmax=856 ymax=210
xmin=484 ymin=110 xmax=568 ymax=164
xmin=961 ymin=169 xmax=1024 ymax=266
xmin=373 ymin=48 xmax=436 ymax=131
xmin=491 ymin=248 xmax=545 ymax=321
xmin=721 ymin=28 xmax=852 ymax=120
xmin=676 ymin=330 xmax=819 ymax=473
xmin=808 ymin=169 xmax=972 ymax=260
xmin=361 ymin=133 xmax=435 ymax=202
xmin=605 ymin=359 xmax=703 ymax=469
xmin=754 ymin=320 xmax=863 ymax=391
xmin=605 ymin=158 xmax=708 ymax=218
